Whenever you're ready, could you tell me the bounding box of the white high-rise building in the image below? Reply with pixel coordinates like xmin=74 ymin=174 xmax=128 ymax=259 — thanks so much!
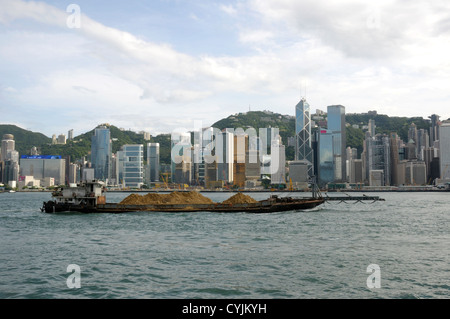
xmin=270 ymin=138 xmax=286 ymax=185
xmin=117 ymin=144 xmax=144 ymax=188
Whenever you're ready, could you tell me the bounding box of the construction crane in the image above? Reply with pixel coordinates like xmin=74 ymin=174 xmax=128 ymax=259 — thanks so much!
xmin=161 ymin=173 xmax=171 ymax=189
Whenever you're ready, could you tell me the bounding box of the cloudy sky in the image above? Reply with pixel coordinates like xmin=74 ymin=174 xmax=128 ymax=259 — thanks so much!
xmin=1 ymin=0 xmax=450 ymax=137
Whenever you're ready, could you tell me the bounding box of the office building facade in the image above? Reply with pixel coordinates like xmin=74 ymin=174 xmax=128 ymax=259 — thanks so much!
xmin=439 ymin=123 xmax=450 ymax=181
xmin=327 ymin=105 xmax=346 ymax=182
xmin=147 ymin=143 xmax=160 ymax=183
xmin=117 ymin=144 xmax=144 ymax=188
xmin=91 ymin=126 xmax=112 ymax=182
xmin=19 ymin=155 xmax=66 ymax=185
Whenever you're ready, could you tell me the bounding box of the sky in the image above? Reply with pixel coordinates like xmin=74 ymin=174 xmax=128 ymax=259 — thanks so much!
xmin=1 ymin=0 xmax=450 ymax=138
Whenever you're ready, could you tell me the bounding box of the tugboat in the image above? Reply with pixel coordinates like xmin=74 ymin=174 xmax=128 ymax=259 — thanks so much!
xmin=41 ymin=180 xmax=106 ymax=213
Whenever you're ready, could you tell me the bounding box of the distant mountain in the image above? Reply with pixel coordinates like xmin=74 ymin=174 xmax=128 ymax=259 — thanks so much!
xmin=0 ymin=111 xmax=434 ymax=164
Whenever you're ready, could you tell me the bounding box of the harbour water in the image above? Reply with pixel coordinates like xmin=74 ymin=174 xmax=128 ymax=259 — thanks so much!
xmin=0 ymin=191 xmax=449 ymax=299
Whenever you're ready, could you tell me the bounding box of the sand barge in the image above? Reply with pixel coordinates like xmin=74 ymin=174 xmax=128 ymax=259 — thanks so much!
xmin=42 ymin=181 xmax=326 ymax=213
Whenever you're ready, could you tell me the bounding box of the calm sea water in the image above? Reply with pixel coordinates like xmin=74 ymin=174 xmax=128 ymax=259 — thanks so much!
xmin=0 ymin=190 xmax=449 ymax=299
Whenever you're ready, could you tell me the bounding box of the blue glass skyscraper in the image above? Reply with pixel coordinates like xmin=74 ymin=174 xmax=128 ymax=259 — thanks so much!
xmin=327 ymin=105 xmax=346 ymax=181
xmin=317 ymin=129 xmax=334 ymax=187
xmin=91 ymin=126 xmax=112 ymax=182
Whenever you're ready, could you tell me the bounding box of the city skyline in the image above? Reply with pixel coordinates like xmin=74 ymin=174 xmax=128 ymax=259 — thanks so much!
xmin=1 ymin=0 xmax=450 ymax=137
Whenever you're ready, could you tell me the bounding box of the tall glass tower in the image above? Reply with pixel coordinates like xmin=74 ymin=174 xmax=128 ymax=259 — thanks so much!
xmin=295 ymin=97 xmax=313 ymax=177
xmin=91 ymin=126 xmax=112 ymax=182
xmin=147 ymin=143 xmax=160 ymax=182
xmin=327 ymin=105 xmax=346 ymax=182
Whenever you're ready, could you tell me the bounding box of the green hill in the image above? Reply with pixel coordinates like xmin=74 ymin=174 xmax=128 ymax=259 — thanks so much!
xmin=0 ymin=124 xmax=51 ymax=156
xmin=212 ymin=110 xmax=296 ymax=159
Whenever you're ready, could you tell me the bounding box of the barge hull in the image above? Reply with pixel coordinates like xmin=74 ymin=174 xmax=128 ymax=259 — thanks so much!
xmin=42 ymin=198 xmax=325 ymax=214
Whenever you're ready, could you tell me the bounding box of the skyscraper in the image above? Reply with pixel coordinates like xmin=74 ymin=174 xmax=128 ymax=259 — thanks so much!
xmin=1 ymin=134 xmax=15 ymax=162
xmin=1 ymin=134 xmax=19 ymax=185
xmin=147 ymin=143 xmax=160 ymax=183
xmin=91 ymin=126 xmax=112 ymax=182
xmin=439 ymin=122 xmax=450 ymax=181
xmin=68 ymin=129 xmax=74 ymax=141
xmin=389 ymin=133 xmax=400 ymax=186
xmin=270 ymin=137 xmax=286 ymax=185
xmin=429 ymin=114 xmax=440 ymax=144
xmin=295 ymin=97 xmax=313 ymax=177
xmin=368 ymin=119 xmax=376 ymax=137
xmin=317 ymin=128 xmax=334 ymax=187
xmin=327 ymin=105 xmax=346 ymax=182
xmin=365 ymin=134 xmax=391 ymax=186
xmin=217 ymin=131 xmax=234 ymax=183
xmin=117 ymin=144 xmax=144 ymax=188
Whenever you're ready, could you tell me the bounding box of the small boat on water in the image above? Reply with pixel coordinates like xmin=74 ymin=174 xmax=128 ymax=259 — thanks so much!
xmin=41 ymin=181 xmax=325 ymax=214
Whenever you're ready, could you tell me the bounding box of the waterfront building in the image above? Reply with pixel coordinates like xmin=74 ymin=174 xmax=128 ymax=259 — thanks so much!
xmin=68 ymin=163 xmax=79 ymax=184
xmin=405 ymin=161 xmax=427 ymax=185
xmin=317 ymin=128 xmax=334 ymax=187
xmin=19 ymin=155 xmax=66 ymax=186
xmin=270 ymin=138 xmax=286 ymax=185
xmin=369 ymin=170 xmax=385 ymax=187
xmin=365 ymin=134 xmax=390 ymax=186
xmin=42 ymin=177 xmax=55 ymax=188
xmin=327 ymin=105 xmax=346 ymax=182
xmin=295 ymin=97 xmax=314 ymax=177
xmin=82 ymin=168 xmax=95 ymax=182
xmin=288 ymin=160 xmax=309 ymax=189
xmin=18 ymin=176 xmax=40 ymax=188
xmin=117 ymin=145 xmax=144 ymax=188
xmin=91 ymin=126 xmax=112 ymax=182
xmin=424 ymin=147 xmax=440 ymax=184
xmin=439 ymin=122 xmax=450 ymax=181
xmin=1 ymin=134 xmax=15 ymax=162
xmin=147 ymin=143 xmax=160 ymax=183
xmin=350 ymin=159 xmax=363 ymax=184
xmin=397 ymin=160 xmax=407 ymax=185
xmin=1 ymin=134 xmax=19 ymax=186
xmin=389 ymin=133 xmax=400 ymax=186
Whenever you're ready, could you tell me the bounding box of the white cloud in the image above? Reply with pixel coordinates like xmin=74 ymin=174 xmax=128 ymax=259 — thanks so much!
xmin=1 ymin=0 xmax=450 ymax=137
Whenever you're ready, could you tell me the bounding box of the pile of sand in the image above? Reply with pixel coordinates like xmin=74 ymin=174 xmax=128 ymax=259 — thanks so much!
xmin=119 ymin=191 xmax=214 ymax=205
xmin=222 ymin=193 xmax=258 ymax=204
